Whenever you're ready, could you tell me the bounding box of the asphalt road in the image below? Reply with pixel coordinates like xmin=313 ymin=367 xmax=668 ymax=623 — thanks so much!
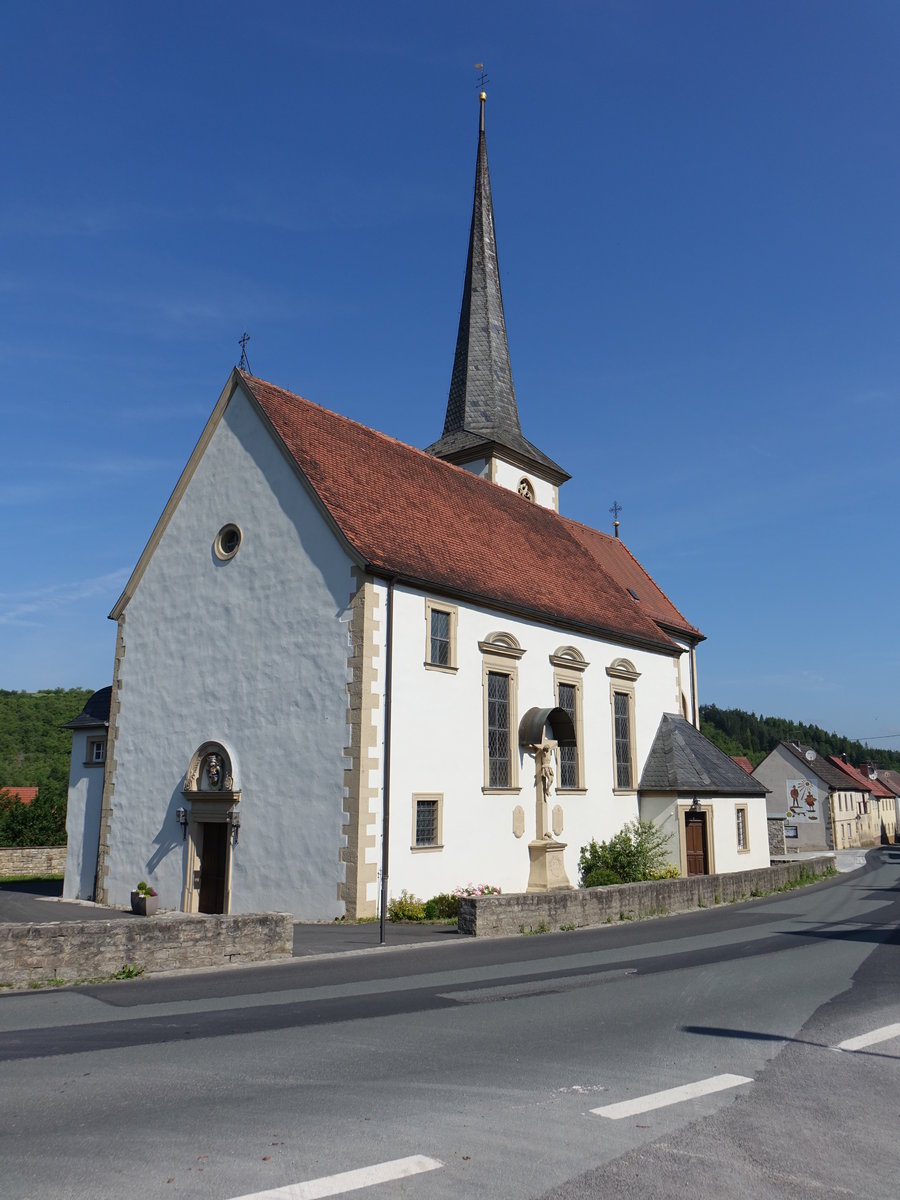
xmin=0 ymin=852 xmax=898 ymax=1200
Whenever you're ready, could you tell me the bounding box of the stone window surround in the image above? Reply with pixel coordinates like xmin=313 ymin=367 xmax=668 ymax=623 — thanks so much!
xmin=735 ymin=802 xmax=750 ymax=852
xmin=607 ymin=658 xmax=640 ymax=794
xmin=424 ymin=597 xmax=459 ymax=673
xmin=411 ymin=792 xmax=444 ymax=851
xmin=84 ymin=736 xmax=107 ymax=767
xmin=480 ymin=632 xmax=524 ymax=794
xmin=551 ymin=647 xmax=588 ymax=794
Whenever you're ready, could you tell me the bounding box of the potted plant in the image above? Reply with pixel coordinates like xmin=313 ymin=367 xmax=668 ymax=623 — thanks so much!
xmin=130 ymin=880 xmax=159 ymax=917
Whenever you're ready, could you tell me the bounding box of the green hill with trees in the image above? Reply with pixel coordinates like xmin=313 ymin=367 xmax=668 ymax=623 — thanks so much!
xmin=0 ymin=688 xmax=93 ymax=847
xmin=700 ymin=704 xmax=900 ymax=772
xmin=2 ymin=691 xmax=898 ymax=849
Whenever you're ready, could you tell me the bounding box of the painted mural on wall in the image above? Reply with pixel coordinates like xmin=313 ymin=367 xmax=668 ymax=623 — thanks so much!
xmin=786 ymin=778 xmax=819 ymax=822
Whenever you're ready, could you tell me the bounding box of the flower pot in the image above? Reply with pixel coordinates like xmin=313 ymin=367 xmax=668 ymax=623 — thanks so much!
xmin=130 ymin=891 xmax=159 ymax=916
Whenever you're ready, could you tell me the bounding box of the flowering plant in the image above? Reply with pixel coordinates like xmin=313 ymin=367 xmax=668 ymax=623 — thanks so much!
xmin=453 ymin=883 xmax=501 ymax=898
xmin=135 ymin=880 xmax=157 ymax=897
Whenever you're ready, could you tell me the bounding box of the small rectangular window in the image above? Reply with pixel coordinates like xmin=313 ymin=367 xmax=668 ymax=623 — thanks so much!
xmin=430 ymin=608 xmax=450 ymax=667
xmin=86 ymin=738 xmax=106 ymax=765
xmin=412 ymin=794 xmax=442 ymax=850
xmin=415 ymin=799 xmax=438 ymax=846
xmin=736 ymin=805 xmax=749 ymax=852
xmin=425 ymin=599 xmax=457 ymax=670
xmin=613 ymin=691 xmax=632 ymax=789
xmin=487 ymin=671 xmax=511 ymax=788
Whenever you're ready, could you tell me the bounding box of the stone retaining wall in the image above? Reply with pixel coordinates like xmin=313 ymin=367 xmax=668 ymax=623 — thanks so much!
xmin=457 ymin=857 xmax=836 ymax=937
xmin=0 ymin=912 xmax=293 ymax=987
xmin=0 ymin=847 xmax=66 ymax=878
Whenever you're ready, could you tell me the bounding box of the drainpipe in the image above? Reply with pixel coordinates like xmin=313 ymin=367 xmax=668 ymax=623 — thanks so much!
xmin=379 ymin=577 xmax=395 ymax=945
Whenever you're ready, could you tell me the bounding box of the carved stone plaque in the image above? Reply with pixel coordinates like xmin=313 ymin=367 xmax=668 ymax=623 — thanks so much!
xmin=512 ymin=805 xmax=526 ymax=839
xmin=552 ymin=804 xmax=564 ymax=836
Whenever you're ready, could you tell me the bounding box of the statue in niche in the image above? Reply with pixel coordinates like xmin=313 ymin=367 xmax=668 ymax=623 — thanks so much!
xmin=205 ymin=753 xmax=223 ymax=790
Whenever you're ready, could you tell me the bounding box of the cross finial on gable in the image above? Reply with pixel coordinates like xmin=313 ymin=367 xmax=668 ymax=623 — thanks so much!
xmin=238 ymin=331 xmax=252 ymax=374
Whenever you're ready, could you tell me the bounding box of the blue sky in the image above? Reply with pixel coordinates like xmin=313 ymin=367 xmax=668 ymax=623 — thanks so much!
xmin=2 ymin=2 xmax=898 ymax=748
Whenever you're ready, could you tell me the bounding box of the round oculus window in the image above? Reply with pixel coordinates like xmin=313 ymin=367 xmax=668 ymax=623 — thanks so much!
xmin=214 ymin=523 xmax=242 ymax=560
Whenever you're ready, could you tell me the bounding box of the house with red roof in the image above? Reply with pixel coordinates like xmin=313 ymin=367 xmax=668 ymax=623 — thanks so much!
xmin=0 ymin=787 xmax=39 ymax=807
xmin=826 ymin=756 xmax=896 ymax=845
xmin=66 ymin=93 xmax=769 ymax=918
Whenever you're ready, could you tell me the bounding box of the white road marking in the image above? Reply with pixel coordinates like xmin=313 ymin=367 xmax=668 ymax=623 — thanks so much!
xmin=591 ymin=1073 xmax=753 ymax=1120
xmin=229 ymin=1155 xmax=443 ymax=1200
xmin=834 ymin=1023 xmax=900 ymax=1052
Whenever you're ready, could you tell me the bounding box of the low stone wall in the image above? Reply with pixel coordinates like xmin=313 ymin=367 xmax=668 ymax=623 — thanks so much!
xmin=0 ymin=912 xmax=293 ymax=987
xmin=457 ymin=857 xmax=836 ymax=937
xmin=0 ymin=847 xmax=66 ymax=878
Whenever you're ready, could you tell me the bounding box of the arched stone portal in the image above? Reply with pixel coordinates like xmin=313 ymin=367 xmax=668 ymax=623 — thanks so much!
xmin=181 ymin=741 xmax=241 ymax=914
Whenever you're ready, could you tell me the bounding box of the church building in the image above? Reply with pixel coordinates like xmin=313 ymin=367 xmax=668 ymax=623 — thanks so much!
xmin=64 ymin=93 xmax=768 ymax=918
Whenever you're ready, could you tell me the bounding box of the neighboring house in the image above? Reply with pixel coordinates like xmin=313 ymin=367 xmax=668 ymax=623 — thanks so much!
xmin=640 ymin=717 xmax=769 ymax=875
xmin=62 ymin=687 xmax=110 ymax=900
xmin=731 ymin=756 xmax=755 ymax=775
xmin=65 ymin=94 xmax=768 ymax=918
xmin=0 ymin=787 xmax=39 ymax=806
xmin=873 ymin=768 xmax=900 ymax=842
xmin=827 ymin=756 xmax=896 ymax=846
xmin=753 ymin=742 xmax=865 ymax=851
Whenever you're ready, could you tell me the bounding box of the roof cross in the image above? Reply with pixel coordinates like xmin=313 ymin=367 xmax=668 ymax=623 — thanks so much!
xmin=238 ymin=331 xmax=252 ymax=374
xmin=609 ymin=500 xmax=622 ymax=537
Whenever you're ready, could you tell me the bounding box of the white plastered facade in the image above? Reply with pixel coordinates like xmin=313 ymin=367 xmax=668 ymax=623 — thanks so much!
xmin=639 ymin=792 xmax=769 ymax=875
xmin=97 ymin=388 xmax=356 ymax=916
xmin=383 ymin=584 xmax=693 ymax=900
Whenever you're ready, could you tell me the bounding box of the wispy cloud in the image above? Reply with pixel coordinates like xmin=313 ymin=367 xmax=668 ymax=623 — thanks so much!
xmin=0 ymin=569 xmax=131 ymax=627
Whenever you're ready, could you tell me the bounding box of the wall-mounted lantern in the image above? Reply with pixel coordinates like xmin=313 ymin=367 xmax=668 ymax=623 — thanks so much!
xmin=176 ymin=807 xmax=188 ymax=839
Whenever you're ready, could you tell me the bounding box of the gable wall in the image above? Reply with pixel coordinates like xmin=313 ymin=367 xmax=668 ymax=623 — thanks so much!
xmin=102 ymin=389 xmax=357 ymax=917
xmin=384 ymin=584 xmax=687 ymax=899
xmin=753 ymin=745 xmax=860 ymax=851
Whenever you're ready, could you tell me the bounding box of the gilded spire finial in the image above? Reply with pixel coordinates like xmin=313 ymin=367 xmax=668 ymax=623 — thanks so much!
xmin=475 ymin=62 xmax=488 ymax=131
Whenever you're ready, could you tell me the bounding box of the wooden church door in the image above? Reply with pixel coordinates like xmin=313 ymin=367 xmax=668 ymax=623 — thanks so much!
xmin=685 ymin=812 xmax=709 ymax=875
xmin=198 ymin=822 xmax=228 ymax=913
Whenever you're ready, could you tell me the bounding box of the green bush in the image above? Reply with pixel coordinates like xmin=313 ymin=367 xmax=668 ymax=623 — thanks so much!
xmin=423 ymin=893 xmax=458 ymax=919
xmin=388 ymin=889 xmax=426 ymax=921
xmin=579 ymin=819 xmax=673 ymax=886
xmin=582 ymin=866 xmax=624 ymax=888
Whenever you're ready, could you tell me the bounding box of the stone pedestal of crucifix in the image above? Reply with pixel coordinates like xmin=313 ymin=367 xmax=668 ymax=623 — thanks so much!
xmin=525 ymin=737 xmax=574 ymax=892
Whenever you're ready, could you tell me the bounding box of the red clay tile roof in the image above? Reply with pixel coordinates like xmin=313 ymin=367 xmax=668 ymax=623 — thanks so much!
xmin=731 ymin=756 xmax=755 ymax=774
xmin=827 ymin=756 xmax=895 ymax=799
xmin=241 ymin=373 xmax=702 ymax=655
xmin=562 ymin=517 xmax=702 ymax=640
xmin=0 ymin=787 xmax=38 ymax=806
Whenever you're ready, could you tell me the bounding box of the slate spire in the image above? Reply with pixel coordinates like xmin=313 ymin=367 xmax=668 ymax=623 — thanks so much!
xmin=427 ymin=92 xmax=568 ymax=485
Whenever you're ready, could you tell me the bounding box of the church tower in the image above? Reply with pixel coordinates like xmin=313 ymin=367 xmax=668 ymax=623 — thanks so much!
xmin=426 ymin=90 xmax=570 ymax=511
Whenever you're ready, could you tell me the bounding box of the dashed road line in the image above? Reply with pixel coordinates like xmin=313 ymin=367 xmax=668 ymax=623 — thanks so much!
xmin=834 ymin=1023 xmax=900 ymax=1052
xmin=229 ymin=1155 xmax=443 ymax=1200
xmin=591 ymin=1073 xmax=753 ymax=1120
